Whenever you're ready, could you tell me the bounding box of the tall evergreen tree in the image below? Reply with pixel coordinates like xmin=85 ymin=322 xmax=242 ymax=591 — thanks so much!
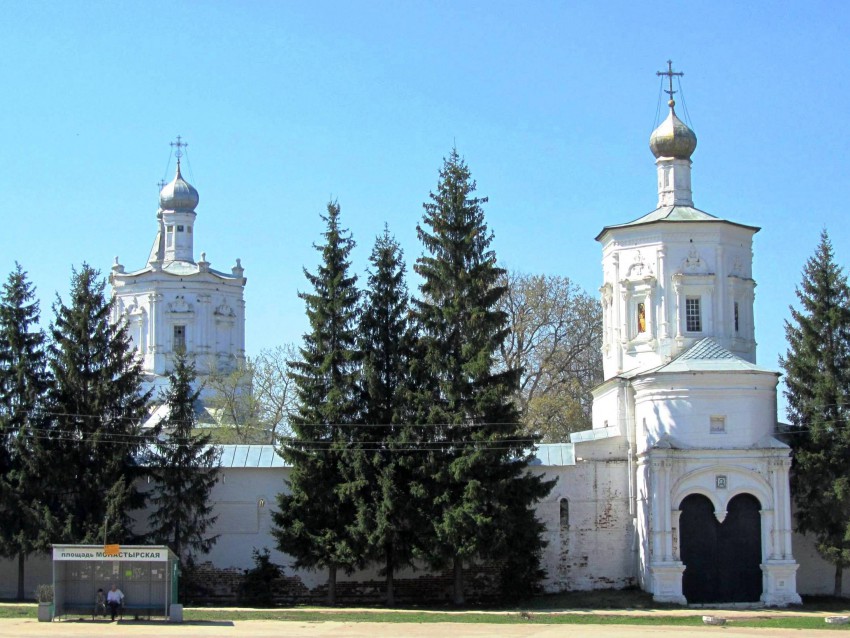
xmin=781 ymin=230 xmax=850 ymax=596
xmin=414 ymin=150 xmax=555 ymax=603
xmin=273 ymin=201 xmax=361 ymax=605
xmin=351 ymin=228 xmax=420 ymax=605
xmin=148 ymin=350 xmax=220 ymax=567
xmin=0 ymin=264 xmax=53 ymax=600
xmin=47 ymin=264 xmax=150 ymax=544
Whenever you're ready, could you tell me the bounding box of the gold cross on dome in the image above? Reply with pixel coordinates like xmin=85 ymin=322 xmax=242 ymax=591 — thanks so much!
xmin=656 ymin=60 xmax=684 ymax=104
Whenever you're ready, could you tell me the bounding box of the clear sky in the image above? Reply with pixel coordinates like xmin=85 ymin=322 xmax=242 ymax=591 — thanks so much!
xmin=1 ymin=1 xmax=847 ymax=420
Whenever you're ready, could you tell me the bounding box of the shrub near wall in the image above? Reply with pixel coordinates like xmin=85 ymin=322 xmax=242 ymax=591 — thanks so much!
xmin=185 ymin=561 xmax=505 ymax=606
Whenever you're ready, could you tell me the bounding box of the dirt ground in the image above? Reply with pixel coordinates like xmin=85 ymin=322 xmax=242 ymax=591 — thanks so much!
xmin=0 ymin=617 xmax=837 ymax=638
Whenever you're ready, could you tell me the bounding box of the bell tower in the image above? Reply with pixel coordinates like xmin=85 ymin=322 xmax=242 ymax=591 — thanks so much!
xmin=596 ymin=62 xmax=757 ymax=378
xmin=111 ymin=138 xmax=247 ymax=398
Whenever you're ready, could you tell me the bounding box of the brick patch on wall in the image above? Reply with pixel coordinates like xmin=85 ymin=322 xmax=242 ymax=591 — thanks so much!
xmin=185 ymin=561 xmax=503 ymax=605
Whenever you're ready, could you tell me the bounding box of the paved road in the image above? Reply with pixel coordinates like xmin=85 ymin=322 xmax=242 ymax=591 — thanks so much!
xmin=0 ymin=619 xmax=825 ymax=638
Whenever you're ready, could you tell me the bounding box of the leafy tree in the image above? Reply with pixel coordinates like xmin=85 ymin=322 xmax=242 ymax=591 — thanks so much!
xmin=497 ymin=271 xmax=603 ymax=441
xmin=148 ymin=350 xmax=220 ymax=567
xmin=206 ymin=345 xmax=298 ymax=444
xmin=351 ymin=228 xmax=421 ymax=605
xmin=414 ymin=150 xmax=555 ymax=603
xmin=273 ymin=201 xmax=361 ymax=605
xmin=47 ymin=264 xmax=150 ymax=544
xmin=0 ymin=264 xmax=53 ymax=599
xmin=781 ymin=230 xmax=850 ymax=596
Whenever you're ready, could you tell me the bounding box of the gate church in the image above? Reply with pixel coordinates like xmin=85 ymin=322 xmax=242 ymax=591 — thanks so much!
xmin=585 ymin=64 xmax=799 ymax=605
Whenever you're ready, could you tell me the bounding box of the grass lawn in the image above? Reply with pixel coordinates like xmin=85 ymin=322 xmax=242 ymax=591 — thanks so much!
xmin=1 ymin=591 xmax=849 ymax=630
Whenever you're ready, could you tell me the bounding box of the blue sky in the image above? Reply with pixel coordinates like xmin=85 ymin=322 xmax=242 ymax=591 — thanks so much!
xmin=1 ymin=2 xmax=848 ymax=419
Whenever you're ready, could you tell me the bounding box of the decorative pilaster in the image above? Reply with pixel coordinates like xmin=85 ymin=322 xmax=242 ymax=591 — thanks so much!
xmin=716 ymin=245 xmax=725 ymax=338
xmin=612 ymin=253 xmax=623 ymax=374
xmin=672 ymin=274 xmax=683 ymax=342
xmin=658 ymin=248 xmax=668 ymax=339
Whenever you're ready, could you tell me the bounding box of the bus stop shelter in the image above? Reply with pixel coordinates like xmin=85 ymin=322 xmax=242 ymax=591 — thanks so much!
xmin=52 ymin=544 xmax=178 ymax=620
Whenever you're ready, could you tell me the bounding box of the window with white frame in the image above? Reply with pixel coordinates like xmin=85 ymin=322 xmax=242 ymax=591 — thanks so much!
xmin=685 ymin=297 xmax=702 ymax=332
xmin=710 ymin=416 xmax=726 ymax=433
xmin=173 ymin=325 xmax=186 ymax=352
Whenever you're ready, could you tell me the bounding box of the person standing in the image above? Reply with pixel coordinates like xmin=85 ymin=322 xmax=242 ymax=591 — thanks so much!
xmin=106 ymin=583 xmax=124 ymax=621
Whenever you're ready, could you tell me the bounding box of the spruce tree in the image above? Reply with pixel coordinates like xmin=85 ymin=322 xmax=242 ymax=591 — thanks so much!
xmin=352 ymin=228 xmax=420 ymax=605
xmin=47 ymin=264 xmax=150 ymax=544
xmin=781 ymin=230 xmax=850 ymax=596
xmin=273 ymin=201 xmax=361 ymax=605
xmin=148 ymin=350 xmax=220 ymax=567
xmin=414 ymin=150 xmax=555 ymax=603
xmin=0 ymin=264 xmax=53 ymax=600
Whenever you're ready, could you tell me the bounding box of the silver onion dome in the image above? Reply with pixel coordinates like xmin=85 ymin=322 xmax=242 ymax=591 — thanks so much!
xmin=159 ymin=162 xmax=199 ymax=210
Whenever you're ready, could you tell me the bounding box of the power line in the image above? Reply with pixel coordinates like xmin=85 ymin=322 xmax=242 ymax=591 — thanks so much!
xmin=6 ymin=408 xmax=527 ymax=430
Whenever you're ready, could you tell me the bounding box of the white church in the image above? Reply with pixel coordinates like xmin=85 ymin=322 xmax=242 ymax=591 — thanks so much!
xmin=588 ymin=85 xmax=799 ymax=605
xmin=0 ymin=72 xmax=840 ymax=604
xmin=109 ymin=144 xmax=247 ymax=401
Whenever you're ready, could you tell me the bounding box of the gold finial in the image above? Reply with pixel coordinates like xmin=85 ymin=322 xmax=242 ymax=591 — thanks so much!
xmin=656 ymin=60 xmax=684 ymax=110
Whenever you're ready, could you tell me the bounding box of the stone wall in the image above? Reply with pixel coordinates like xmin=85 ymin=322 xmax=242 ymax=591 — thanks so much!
xmin=540 ymin=451 xmax=636 ymax=593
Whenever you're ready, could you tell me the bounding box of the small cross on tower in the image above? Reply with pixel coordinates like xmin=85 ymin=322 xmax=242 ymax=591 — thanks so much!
xmin=656 ymin=60 xmax=684 ymax=108
xmin=170 ymin=135 xmax=188 ymax=163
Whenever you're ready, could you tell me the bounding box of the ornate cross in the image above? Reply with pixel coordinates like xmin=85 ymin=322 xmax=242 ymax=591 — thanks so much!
xmin=170 ymin=135 xmax=188 ymax=160
xmin=656 ymin=60 xmax=684 ymax=103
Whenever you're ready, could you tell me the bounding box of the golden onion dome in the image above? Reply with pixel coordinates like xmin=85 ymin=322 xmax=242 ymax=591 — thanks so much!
xmin=159 ymin=161 xmax=199 ymax=211
xmin=649 ymin=102 xmax=697 ymax=160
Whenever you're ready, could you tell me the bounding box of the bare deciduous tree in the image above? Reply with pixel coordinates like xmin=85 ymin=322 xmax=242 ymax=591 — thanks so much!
xmin=205 ymin=344 xmax=297 ymax=444
xmin=498 ymin=270 xmax=602 ymax=442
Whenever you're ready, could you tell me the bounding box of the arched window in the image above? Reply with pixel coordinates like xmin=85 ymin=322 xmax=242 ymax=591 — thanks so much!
xmin=559 ymin=498 xmax=569 ymax=530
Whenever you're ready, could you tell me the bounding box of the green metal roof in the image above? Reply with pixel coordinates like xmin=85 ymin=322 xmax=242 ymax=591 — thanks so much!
xmin=214 ymin=443 xmax=577 ymax=468
xmin=596 ymin=205 xmax=760 ymax=241
xmin=622 ymin=338 xmax=778 ymax=376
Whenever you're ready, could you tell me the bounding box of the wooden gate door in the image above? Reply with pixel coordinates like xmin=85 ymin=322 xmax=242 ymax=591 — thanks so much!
xmin=680 ymin=494 xmax=719 ymax=603
xmin=680 ymin=493 xmax=762 ymax=603
xmin=717 ymin=494 xmax=763 ymax=602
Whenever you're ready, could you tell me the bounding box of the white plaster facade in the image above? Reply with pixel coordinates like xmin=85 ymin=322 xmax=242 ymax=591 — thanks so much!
xmin=110 ymin=159 xmax=247 ymax=399
xmin=583 ymin=99 xmax=801 ymax=606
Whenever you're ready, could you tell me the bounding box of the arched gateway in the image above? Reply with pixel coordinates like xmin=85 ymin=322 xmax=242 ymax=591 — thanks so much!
xmin=680 ymin=493 xmax=762 ymax=603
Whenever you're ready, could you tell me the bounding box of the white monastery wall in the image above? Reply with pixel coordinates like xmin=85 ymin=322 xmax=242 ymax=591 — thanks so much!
xmin=0 ymin=458 xmax=845 ymax=600
xmin=539 ymin=459 xmax=635 ymax=592
xmin=792 ymin=531 xmax=850 ymax=596
xmin=0 ymin=554 xmax=51 ymax=600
